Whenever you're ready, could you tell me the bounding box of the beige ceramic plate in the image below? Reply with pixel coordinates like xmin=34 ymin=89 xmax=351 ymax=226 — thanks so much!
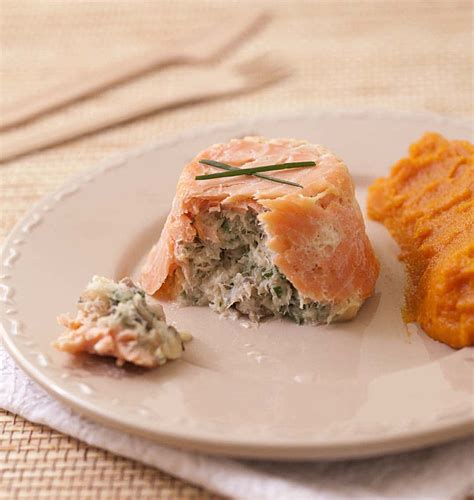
xmin=1 ymin=110 xmax=473 ymax=460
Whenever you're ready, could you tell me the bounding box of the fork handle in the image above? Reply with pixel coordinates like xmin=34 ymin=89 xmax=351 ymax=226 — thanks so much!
xmin=0 ymin=83 xmax=239 ymax=163
xmin=0 ymin=49 xmax=184 ymax=131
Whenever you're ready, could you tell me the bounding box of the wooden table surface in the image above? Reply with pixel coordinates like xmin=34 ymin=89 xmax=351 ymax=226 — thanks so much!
xmin=0 ymin=0 xmax=472 ymax=497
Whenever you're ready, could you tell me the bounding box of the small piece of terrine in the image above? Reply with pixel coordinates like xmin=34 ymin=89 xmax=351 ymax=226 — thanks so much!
xmin=54 ymin=276 xmax=191 ymax=367
xmin=140 ymin=136 xmax=379 ymax=324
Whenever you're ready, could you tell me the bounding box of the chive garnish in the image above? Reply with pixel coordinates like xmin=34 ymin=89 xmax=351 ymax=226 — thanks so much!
xmin=196 ymin=160 xmax=316 ymax=186
xmin=199 ymin=159 xmax=303 ymax=188
xmin=196 ymin=160 xmax=315 ymax=179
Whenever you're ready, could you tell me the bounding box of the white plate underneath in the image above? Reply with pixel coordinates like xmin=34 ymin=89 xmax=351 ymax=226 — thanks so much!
xmin=1 ymin=110 xmax=473 ymax=460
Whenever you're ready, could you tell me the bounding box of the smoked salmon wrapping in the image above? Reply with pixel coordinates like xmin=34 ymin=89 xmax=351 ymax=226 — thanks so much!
xmin=367 ymin=133 xmax=474 ymax=348
xmin=140 ymin=137 xmax=379 ymax=324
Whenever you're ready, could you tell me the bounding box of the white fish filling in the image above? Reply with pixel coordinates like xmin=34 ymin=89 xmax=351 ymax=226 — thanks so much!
xmin=175 ymin=210 xmax=334 ymax=324
xmin=56 ymin=276 xmax=190 ymax=367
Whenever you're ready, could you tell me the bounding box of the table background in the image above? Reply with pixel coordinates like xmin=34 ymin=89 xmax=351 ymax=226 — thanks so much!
xmin=0 ymin=0 xmax=472 ymax=497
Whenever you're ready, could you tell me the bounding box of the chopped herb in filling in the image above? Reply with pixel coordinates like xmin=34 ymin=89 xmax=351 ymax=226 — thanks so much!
xmin=175 ymin=210 xmax=331 ymax=324
xmin=54 ymin=276 xmax=191 ymax=368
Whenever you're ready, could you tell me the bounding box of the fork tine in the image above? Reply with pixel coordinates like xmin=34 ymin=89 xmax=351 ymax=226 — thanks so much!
xmin=198 ymin=10 xmax=271 ymax=62
xmin=236 ymin=54 xmax=291 ymax=87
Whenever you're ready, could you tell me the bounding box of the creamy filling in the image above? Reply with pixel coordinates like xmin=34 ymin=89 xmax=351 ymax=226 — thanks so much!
xmin=55 ymin=276 xmax=190 ymax=367
xmin=175 ymin=210 xmax=332 ymax=324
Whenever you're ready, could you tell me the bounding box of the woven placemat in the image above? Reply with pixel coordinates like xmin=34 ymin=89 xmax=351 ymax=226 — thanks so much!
xmin=0 ymin=409 xmax=219 ymax=499
xmin=0 ymin=0 xmax=472 ymax=498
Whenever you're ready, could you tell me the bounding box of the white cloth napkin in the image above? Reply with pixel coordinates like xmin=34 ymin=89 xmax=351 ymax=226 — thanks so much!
xmin=1 ymin=345 xmax=473 ymax=500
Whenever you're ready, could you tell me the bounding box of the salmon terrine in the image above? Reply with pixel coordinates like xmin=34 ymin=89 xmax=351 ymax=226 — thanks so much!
xmin=140 ymin=137 xmax=379 ymax=324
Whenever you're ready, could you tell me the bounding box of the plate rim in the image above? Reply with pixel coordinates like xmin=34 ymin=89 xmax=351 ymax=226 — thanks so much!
xmin=3 ymin=329 xmax=474 ymax=460
xmin=1 ymin=108 xmax=473 ymax=460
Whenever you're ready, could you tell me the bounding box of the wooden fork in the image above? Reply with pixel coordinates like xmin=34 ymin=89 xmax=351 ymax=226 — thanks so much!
xmin=0 ymin=55 xmax=289 ymax=163
xmin=0 ymin=11 xmax=268 ymax=131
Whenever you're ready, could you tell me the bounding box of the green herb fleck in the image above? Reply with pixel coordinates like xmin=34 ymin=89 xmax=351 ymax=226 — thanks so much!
xmin=273 ymin=286 xmax=283 ymax=298
xmin=221 ymin=219 xmax=230 ymax=233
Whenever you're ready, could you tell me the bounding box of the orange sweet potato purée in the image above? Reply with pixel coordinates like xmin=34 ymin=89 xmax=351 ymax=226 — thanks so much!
xmin=367 ymin=132 xmax=474 ymax=348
